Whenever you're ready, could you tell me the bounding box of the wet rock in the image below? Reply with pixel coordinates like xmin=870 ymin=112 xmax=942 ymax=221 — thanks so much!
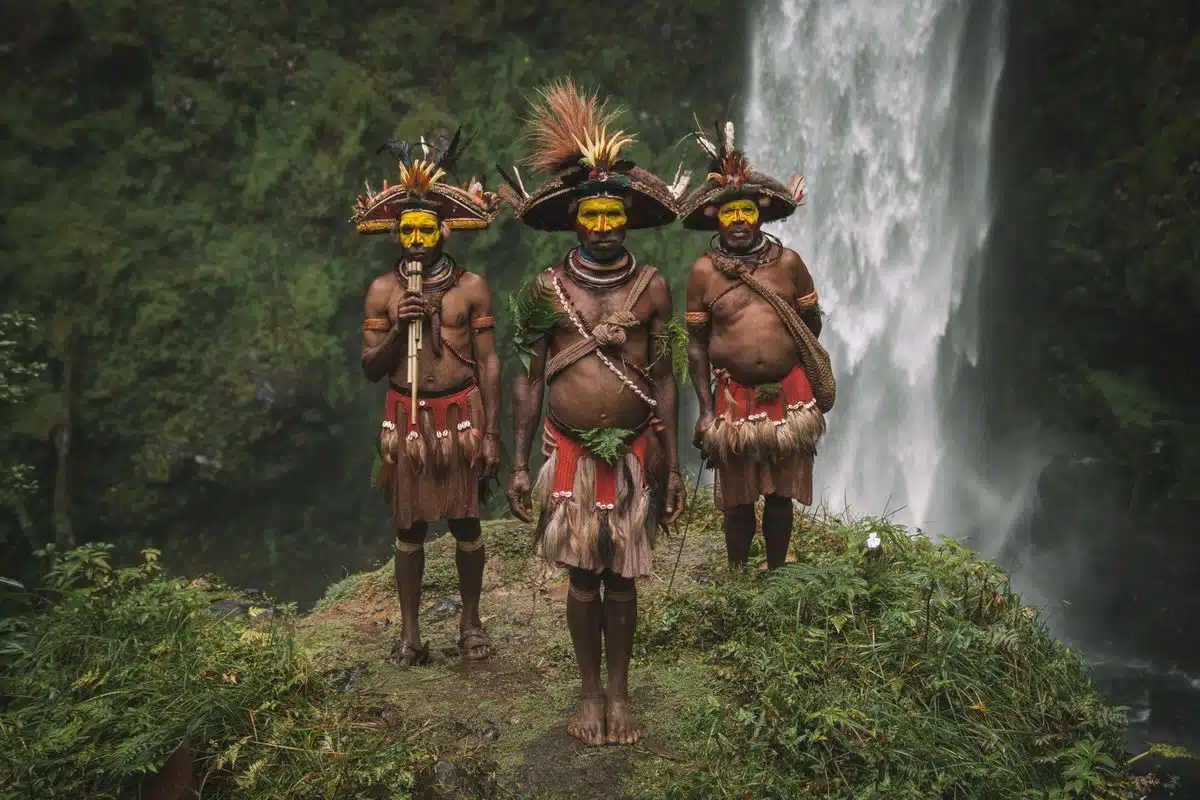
xmin=209 ymin=599 xmax=248 ymax=618
xmin=431 ymin=598 xmax=461 ymax=616
xmin=325 ymin=662 xmax=369 ymax=693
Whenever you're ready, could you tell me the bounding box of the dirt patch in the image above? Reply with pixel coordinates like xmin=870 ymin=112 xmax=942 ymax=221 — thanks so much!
xmin=295 ymin=504 xmax=785 ymax=799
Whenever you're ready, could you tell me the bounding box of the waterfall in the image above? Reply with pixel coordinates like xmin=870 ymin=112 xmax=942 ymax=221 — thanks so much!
xmin=743 ymin=0 xmax=1017 ymax=539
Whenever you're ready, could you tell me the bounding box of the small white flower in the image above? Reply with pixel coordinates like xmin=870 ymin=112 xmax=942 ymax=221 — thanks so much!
xmin=865 ymin=533 xmax=882 ymax=550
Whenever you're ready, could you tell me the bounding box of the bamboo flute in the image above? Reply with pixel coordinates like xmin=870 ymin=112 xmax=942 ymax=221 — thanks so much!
xmin=406 ymin=260 xmax=423 ymax=425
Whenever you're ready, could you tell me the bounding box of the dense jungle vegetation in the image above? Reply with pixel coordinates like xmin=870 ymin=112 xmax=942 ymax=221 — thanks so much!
xmin=989 ymin=0 xmax=1200 ymax=664
xmin=0 ymin=2 xmax=745 ymax=595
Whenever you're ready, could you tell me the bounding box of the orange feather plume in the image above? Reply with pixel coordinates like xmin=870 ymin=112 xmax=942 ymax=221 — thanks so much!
xmin=524 ymin=77 xmax=631 ymax=174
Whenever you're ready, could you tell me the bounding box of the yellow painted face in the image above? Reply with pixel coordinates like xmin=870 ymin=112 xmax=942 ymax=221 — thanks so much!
xmin=717 ymin=199 xmax=760 ymax=228
xmin=576 ymin=197 xmax=628 ymax=233
xmin=397 ymin=210 xmax=441 ymax=248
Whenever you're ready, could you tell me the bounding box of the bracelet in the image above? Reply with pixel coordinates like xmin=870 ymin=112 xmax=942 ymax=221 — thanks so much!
xmin=669 ymin=469 xmax=682 ymax=476
xmin=512 ymin=466 xmax=529 ymax=473
xmin=484 ymin=431 xmax=500 ymax=439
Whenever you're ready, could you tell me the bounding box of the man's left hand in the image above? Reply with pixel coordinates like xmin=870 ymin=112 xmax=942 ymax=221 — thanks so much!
xmin=480 ymin=434 xmax=500 ymax=477
xmin=664 ymin=470 xmax=686 ymax=524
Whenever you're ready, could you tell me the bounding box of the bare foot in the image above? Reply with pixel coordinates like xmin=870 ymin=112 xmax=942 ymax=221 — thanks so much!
xmin=605 ymin=695 xmax=641 ymax=745
xmin=566 ymin=696 xmax=606 ymax=746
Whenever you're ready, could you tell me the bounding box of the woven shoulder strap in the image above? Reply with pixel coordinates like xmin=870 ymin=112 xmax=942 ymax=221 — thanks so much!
xmin=544 ymin=266 xmax=658 ymax=385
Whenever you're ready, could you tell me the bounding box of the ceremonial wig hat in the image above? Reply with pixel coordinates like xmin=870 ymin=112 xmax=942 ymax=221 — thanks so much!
xmin=496 ymin=78 xmax=689 ymax=232
xmin=677 ymin=119 xmax=806 ymax=231
xmin=350 ymin=128 xmax=501 ymax=234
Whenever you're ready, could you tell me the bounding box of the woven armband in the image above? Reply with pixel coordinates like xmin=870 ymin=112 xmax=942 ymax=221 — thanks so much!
xmin=796 ymin=290 xmax=819 ymax=311
xmin=684 ymin=311 xmax=710 ymax=327
xmin=364 ymin=317 xmax=392 ymax=332
xmin=470 ymin=315 xmax=496 ymax=331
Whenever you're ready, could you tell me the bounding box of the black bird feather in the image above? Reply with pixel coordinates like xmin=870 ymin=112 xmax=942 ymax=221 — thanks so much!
xmin=376 ymin=139 xmax=416 ymax=164
xmin=495 ymin=163 xmax=526 ymax=198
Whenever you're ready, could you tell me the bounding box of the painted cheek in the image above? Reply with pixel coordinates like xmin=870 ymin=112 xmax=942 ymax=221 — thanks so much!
xmin=600 ymin=214 xmax=626 ymax=233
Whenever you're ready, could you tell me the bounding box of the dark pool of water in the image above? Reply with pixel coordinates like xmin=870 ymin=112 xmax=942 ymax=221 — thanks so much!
xmin=1082 ymin=652 xmax=1200 ymax=797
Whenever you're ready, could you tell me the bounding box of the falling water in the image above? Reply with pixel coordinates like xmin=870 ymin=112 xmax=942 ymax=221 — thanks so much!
xmin=740 ymin=5 xmax=1200 ymax=779
xmin=743 ymin=0 xmax=1015 ymax=538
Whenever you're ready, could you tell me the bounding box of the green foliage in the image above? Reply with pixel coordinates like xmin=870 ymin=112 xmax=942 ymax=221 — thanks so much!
xmin=0 ymin=545 xmax=421 ymax=798
xmin=576 ymin=427 xmax=637 ymax=465
xmin=643 ymin=508 xmax=1138 ymax=798
xmin=1001 ymin=3 xmax=1200 ymax=495
xmin=653 ymin=317 xmax=690 ymax=386
xmin=0 ymin=312 xmax=43 ymax=408
xmin=508 ymin=278 xmax=563 ymax=373
xmin=0 ymin=1 xmax=743 ymax=580
xmin=0 ymin=312 xmax=45 ymax=530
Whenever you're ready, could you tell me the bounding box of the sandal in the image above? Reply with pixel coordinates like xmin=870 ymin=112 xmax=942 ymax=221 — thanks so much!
xmin=389 ymin=640 xmax=430 ymax=668
xmin=458 ymin=627 xmax=494 ymax=661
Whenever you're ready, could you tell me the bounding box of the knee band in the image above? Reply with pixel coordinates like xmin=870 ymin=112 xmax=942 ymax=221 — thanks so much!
xmin=568 ymin=584 xmax=600 ymax=603
xmin=394 ymin=537 xmax=424 ymax=554
xmin=604 ymin=588 xmax=636 ymax=603
xmin=456 ymin=537 xmax=484 ymax=553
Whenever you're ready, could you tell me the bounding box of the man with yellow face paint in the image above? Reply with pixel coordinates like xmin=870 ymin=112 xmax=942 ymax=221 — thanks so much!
xmin=680 ymin=120 xmax=837 ymax=572
xmin=497 ymin=78 xmax=689 ymax=746
xmin=352 ymin=130 xmax=504 ymax=668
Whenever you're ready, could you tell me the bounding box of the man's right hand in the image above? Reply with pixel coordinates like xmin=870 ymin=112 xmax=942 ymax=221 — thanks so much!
xmin=389 ymin=292 xmax=428 ymax=326
xmin=506 ymin=468 xmax=533 ymax=523
xmin=692 ymin=411 xmax=715 ymax=451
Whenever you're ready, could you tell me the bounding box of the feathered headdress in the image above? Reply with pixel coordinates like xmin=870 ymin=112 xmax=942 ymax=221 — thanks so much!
xmin=678 ymin=116 xmax=806 ymax=231
xmin=351 ymin=127 xmax=500 ymax=234
xmin=495 ymin=78 xmax=682 ymax=232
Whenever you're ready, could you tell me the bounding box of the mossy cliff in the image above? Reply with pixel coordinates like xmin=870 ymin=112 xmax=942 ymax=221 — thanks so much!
xmin=0 ymin=492 xmax=1179 ymax=799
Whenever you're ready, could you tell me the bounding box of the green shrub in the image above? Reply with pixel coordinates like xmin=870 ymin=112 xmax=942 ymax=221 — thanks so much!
xmin=0 ymin=544 xmax=421 ymax=799
xmin=646 ymin=514 xmax=1138 ymax=799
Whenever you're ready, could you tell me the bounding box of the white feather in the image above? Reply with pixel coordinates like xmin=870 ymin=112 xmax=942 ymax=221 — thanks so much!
xmin=723 ymin=121 xmax=735 ymax=153
xmin=788 ymin=174 xmax=807 ymax=202
xmin=669 ymin=162 xmax=693 ymax=199
xmin=691 ymin=112 xmax=718 ymax=160
xmin=512 ymin=165 xmax=528 ymax=198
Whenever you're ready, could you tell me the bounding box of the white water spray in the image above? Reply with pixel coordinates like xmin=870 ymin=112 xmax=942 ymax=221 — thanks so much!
xmin=744 ymin=0 xmax=1015 ymax=538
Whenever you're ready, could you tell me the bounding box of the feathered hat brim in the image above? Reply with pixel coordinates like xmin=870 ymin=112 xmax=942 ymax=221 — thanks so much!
xmin=678 ymin=172 xmax=798 ymax=231
xmin=352 ymin=184 xmax=500 ymax=234
xmin=511 ymin=165 xmax=678 ymax=232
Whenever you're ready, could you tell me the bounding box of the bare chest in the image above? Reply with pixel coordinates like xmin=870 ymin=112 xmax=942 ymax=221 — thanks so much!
xmin=436 ymin=289 xmax=472 ymax=331
xmin=551 ymin=276 xmax=654 ymax=336
xmin=706 ymin=262 xmax=794 ymax=319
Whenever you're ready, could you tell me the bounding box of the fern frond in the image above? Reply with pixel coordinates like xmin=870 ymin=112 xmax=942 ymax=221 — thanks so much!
xmin=576 ymin=427 xmax=635 ymax=464
xmin=653 ymin=318 xmax=690 ymax=386
xmin=509 ymin=278 xmax=563 ymax=373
